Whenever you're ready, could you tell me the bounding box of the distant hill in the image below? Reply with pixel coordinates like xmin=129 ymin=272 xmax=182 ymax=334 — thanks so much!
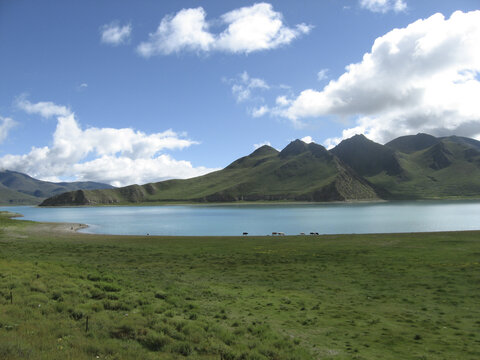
xmin=340 ymin=134 xmax=480 ymax=199
xmin=0 ymin=170 xmax=114 ymax=205
xmin=331 ymin=134 xmax=402 ymax=177
xmin=385 ymin=133 xmax=439 ymax=154
xmin=0 ymin=182 xmax=40 ymax=205
xmin=40 ymin=133 xmax=480 ymax=206
xmin=40 ymin=140 xmax=381 ymax=206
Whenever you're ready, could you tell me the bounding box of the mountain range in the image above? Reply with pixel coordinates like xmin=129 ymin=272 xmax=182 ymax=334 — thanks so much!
xmin=38 ymin=133 xmax=480 ymax=206
xmin=0 ymin=170 xmax=114 ymax=205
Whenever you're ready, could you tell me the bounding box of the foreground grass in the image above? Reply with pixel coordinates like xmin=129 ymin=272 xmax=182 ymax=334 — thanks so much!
xmin=0 ymin=212 xmax=479 ymax=359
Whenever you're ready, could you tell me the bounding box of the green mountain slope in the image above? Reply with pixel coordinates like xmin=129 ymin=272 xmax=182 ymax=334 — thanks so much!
xmin=40 ymin=134 xmax=480 ymax=206
xmin=328 ymin=133 xmax=480 ymax=199
xmin=0 ymin=183 xmax=40 ymax=205
xmin=0 ymin=170 xmax=114 ymax=205
xmin=40 ymin=141 xmax=381 ymax=206
xmin=363 ymin=136 xmax=480 ymax=199
xmin=385 ymin=133 xmax=439 ymax=154
xmin=331 ymin=134 xmax=402 ymax=177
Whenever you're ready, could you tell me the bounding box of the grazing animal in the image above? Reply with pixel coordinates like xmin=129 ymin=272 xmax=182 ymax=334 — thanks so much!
xmin=243 ymin=232 xmax=248 ymax=236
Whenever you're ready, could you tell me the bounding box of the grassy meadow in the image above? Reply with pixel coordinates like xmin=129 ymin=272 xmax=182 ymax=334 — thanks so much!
xmin=0 ymin=211 xmax=479 ymax=359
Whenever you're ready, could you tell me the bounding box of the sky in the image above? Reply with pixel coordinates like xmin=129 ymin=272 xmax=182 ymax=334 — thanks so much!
xmin=1 ymin=0 xmax=479 ymax=187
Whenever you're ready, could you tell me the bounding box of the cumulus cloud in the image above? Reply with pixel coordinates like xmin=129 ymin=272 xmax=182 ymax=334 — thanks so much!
xmin=215 ymin=3 xmax=312 ymax=54
xmin=1 ymin=101 xmax=215 ymax=186
xmin=359 ymin=0 xmax=407 ymax=13
xmin=137 ymin=8 xmax=214 ymax=56
xmin=252 ymin=106 xmax=269 ymax=118
xmin=0 ymin=116 xmax=16 ymax=144
xmin=101 ymin=22 xmax=132 ymax=45
xmin=275 ymin=95 xmax=291 ymax=106
xmin=273 ymin=11 xmax=480 ymax=145
xmin=137 ymin=3 xmax=311 ymax=56
xmin=16 ymin=97 xmax=71 ymax=118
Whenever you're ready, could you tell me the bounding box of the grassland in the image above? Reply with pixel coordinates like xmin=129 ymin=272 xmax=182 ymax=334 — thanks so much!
xmin=0 ymin=212 xmax=479 ymax=359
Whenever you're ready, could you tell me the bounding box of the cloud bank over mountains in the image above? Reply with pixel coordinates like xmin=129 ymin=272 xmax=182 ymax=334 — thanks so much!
xmin=255 ymin=10 xmax=480 ymax=146
xmin=0 ymin=99 xmax=215 ymax=186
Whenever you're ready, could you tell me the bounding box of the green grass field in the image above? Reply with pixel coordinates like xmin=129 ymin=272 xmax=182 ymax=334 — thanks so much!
xmin=1 ymin=212 xmax=479 ymax=359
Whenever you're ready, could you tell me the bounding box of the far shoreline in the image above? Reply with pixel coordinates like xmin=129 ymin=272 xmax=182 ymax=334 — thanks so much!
xmin=26 ymin=195 xmax=480 ymax=208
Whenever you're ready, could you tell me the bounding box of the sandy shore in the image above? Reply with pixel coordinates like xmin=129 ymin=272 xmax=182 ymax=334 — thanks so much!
xmin=28 ymin=221 xmax=89 ymax=234
xmin=1 ymin=211 xmax=89 ymax=234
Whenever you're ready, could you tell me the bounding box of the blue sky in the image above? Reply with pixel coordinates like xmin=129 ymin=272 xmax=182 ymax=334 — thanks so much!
xmin=1 ymin=0 xmax=479 ymax=186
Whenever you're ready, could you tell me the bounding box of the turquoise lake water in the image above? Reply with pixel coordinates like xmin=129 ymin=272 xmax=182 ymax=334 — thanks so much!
xmin=1 ymin=200 xmax=480 ymax=236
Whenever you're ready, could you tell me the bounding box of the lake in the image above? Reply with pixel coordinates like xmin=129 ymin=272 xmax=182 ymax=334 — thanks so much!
xmin=1 ymin=200 xmax=480 ymax=236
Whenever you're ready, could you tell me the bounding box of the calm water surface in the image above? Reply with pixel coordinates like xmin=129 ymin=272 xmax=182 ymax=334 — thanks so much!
xmin=1 ymin=200 xmax=480 ymax=236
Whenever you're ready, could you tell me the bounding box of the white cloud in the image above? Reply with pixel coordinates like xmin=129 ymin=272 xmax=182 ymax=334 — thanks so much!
xmin=253 ymin=141 xmax=271 ymax=149
xmin=252 ymin=106 xmax=269 ymax=118
xmin=0 ymin=116 xmax=16 ymax=144
xmin=101 ymin=22 xmax=132 ymax=45
xmin=359 ymin=0 xmax=407 ymax=13
xmin=317 ymin=69 xmax=329 ymax=81
xmin=275 ymin=95 xmax=291 ymax=106
xmin=300 ymin=136 xmax=314 ymax=144
xmin=274 ymin=11 xmax=480 ymax=144
xmin=137 ymin=8 xmax=214 ymax=56
xmin=16 ymin=97 xmax=71 ymax=118
xmin=215 ymin=3 xmax=312 ymax=54
xmin=0 ymin=101 xmax=216 ymax=186
xmin=72 ymin=155 xmax=211 ymax=188
xmin=229 ymin=71 xmax=270 ymax=102
xmin=137 ymin=3 xmax=311 ymax=56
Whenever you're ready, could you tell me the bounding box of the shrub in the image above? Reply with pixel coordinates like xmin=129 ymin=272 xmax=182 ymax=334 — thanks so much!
xmin=110 ymin=324 xmax=136 ymax=340
xmin=87 ymin=273 xmax=101 ymax=282
xmin=68 ymin=308 xmax=84 ymax=321
xmin=89 ymin=288 xmax=105 ymax=299
xmin=54 ymin=302 xmax=66 ymax=313
xmin=139 ymin=331 xmax=171 ymax=351
xmin=30 ymin=279 xmax=47 ymax=293
xmin=51 ymin=291 xmax=63 ymax=301
xmin=103 ymin=300 xmax=131 ymax=311
xmin=173 ymin=342 xmax=193 ymax=356
xmin=154 ymin=291 xmax=167 ymax=299
xmin=95 ymin=282 xmax=121 ymax=292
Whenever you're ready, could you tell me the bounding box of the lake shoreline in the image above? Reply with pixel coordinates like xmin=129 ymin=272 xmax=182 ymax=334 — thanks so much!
xmin=1 ymin=211 xmax=90 ymax=234
xmin=2 ymin=210 xmax=479 ymax=239
xmin=3 ymin=199 xmax=480 ymax=237
xmin=5 ymin=196 xmax=480 ymax=209
xmin=34 ymin=196 xmax=480 ymax=208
